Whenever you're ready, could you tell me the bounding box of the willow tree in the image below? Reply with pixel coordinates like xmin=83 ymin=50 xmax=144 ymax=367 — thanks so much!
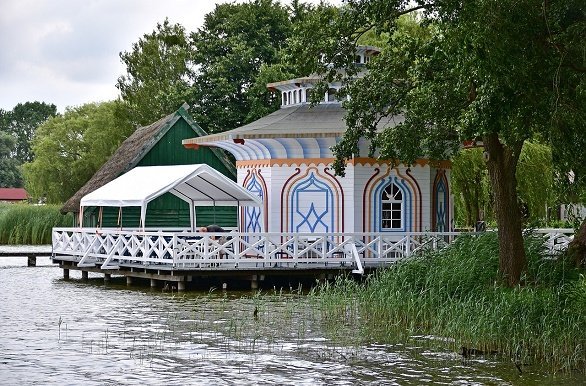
xmin=291 ymin=0 xmax=586 ymax=286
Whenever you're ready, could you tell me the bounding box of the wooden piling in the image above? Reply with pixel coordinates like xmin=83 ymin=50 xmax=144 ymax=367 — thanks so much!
xmin=150 ymin=279 xmax=157 ymax=288
xmin=251 ymin=275 xmax=259 ymax=290
xmin=63 ymin=268 xmax=69 ymax=280
xmin=27 ymin=256 xmax=36 ymax=267
xmin=126 ymin=276 xmax=133 ymax=286
xmin=104 ymin=273 xmax=111 ymax=283
xmin=177 ymin=281 xmax=186 ymax=291
xmin=81 ymin=271 xmax=88 ymax=281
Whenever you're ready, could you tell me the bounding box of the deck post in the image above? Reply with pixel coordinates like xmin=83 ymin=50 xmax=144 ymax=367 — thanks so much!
xmin=27 ymin=255 xmax=36 ymax=267
xmin=177 ymin=280 xmax=186 ymax=291
xmin=104 ymin=273 xmax=111 ymax=283
xmin=126 ymin=276 xmax=133 ymax=286
xmin=63 ymin=268 xmax=69 ymax=280
xmin=150 ymin=279 xmax=157 ymax=288
xmin=251 ymin=275 xmax=259 ymax=290
xmin=81 ymin=271 xmax=88 ymax=281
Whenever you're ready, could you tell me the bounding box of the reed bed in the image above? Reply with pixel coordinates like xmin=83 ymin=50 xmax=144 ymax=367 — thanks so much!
xmin=0 ymin=203 xmax=72 ymax=245
xmin=311 ymin=232 xmax=586 ymax=372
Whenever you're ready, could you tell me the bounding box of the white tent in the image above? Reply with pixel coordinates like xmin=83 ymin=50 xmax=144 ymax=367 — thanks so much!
xmin=79 ymin=164 xmax=261 ymax=229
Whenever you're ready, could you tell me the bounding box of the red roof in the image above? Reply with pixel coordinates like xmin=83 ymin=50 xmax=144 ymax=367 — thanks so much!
xmin=0 ymin=188 xmax=28 ymax=201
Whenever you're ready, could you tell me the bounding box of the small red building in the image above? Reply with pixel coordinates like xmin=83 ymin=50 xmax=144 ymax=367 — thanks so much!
xmin=0 ymin=188 xmax=28 ymax=203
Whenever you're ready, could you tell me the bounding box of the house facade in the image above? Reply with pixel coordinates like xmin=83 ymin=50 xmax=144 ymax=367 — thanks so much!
xmin=183 ymin=47 xmax=453 ymax=235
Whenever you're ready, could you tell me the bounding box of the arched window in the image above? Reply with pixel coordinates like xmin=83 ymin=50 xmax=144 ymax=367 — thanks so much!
xmin=305 ymin=88 xmax=312 ymax=102
xmin=327 ymin=88 xmax=337 ymax=102
xmin=293 ymin=90 xmax=297 ymax=104
xmin=288 ymin=91 xmax=292 ymax=105
xmin=298 ymin=89 xmax=302 ymax=103
xmin=283 ymin=92 xmax=288 ymax=105
xmin=381 ymin=182 xmax=403 ymax=229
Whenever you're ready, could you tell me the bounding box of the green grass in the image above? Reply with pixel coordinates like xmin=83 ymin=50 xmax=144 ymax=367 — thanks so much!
xmin=0 ymin=203 xmax=73 ymax=245
xmin=311 ymin=232 xmax=586 ymax=372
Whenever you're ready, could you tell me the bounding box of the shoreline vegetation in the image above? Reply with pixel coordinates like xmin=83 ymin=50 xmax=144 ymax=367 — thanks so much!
xmin=309 ymin=232 xmax=586 ymax=373
xmin=0 ymin=204 xmax=72 ymax=245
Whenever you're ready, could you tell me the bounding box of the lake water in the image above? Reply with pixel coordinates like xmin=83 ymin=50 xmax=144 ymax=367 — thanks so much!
xmin=0 ymin=256 xmax=584 ymax=385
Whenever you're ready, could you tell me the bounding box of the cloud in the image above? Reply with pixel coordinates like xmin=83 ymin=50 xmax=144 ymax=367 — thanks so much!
xmin=0 ymin=0 xmax=338 ymax=112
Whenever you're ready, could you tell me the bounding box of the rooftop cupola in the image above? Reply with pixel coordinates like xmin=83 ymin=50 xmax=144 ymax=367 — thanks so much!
xmin=267 ymin=45 xmax=380 ymax=108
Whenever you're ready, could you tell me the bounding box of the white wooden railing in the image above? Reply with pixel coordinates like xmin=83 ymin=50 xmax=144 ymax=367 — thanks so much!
xmin=51 ymin=228 xmax=574 ymax=272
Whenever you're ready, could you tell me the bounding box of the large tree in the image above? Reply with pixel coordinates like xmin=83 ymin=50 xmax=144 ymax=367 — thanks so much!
xmin=0 ymin=102 xmax=57 ymax=163
xmin=291 ymin=0 xmax=586 ymax=286
xmin=189 ymin=0 xmax=293 ymax=133
xmin=117 ymin=19 xmax=193 ymax=127
xmin=23 ymin=101 xmax=132 ymax=203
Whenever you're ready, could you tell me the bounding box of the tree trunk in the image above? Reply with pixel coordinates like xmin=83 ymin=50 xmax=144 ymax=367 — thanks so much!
xmin=568 ymin=219 xmax=586 ymax=268
xmin=483 ymin=133 xmax=526 ymax=287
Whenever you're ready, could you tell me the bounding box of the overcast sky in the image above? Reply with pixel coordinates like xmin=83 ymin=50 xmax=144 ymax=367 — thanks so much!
xmin=0 ymin=0 xmax=335 ymax=113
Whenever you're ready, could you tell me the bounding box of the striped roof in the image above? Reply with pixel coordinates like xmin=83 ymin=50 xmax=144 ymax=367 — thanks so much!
xmin=182 ymin=104 xmax=403 ymax=160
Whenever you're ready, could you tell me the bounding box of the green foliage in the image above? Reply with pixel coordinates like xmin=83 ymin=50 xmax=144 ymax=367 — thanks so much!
xmin=0 ymin=132 xmax=22 ymax=187
xmin=451 ymin=148 xmax=489 ymax=227
xmin=117 ymin=19 xmax=193 ymax=127
xmin=517 ymin=142 xmax=554 ymax=222
xmin=189 ymin=0 xmax=294 ymax=133
xmin=452 ymin=143 xmax=555 ymax=227
xmin=22 ymin=101 xmax=133 ymax=203
xmin=0 ymin=204 xmax=72 ymax=245
xmin=314 ymin=233 xmax=586 ymax=371
xmin=0 ymin=101 xmax=57 ymax=163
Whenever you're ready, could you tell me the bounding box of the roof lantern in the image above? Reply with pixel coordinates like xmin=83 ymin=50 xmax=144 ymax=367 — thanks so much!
xmin=268 ymin=45 xmax=381 ymax=108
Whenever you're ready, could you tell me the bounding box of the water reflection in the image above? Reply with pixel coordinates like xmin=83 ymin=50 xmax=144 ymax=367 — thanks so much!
xmin=0 ymin=257 xmax=583 ymax=385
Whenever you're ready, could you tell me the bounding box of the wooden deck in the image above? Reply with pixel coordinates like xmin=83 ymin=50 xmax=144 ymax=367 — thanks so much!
xmin=51 ymin=227 xmax=574 ymax=290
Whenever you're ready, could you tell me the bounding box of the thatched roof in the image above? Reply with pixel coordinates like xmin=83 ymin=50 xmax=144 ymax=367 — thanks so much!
xmin=61 ymin=104 xmax=235 ymax=214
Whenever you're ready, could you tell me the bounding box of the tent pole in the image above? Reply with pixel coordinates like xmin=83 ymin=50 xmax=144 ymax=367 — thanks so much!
xmin=98 ymin=207 xmax=103 ymax=229
xmin=189 ymin=200 xmax=195 ymax=231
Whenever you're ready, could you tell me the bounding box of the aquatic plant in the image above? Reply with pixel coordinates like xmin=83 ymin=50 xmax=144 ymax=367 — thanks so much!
xmin=0 ymin=203 xmax=72 ymax=244
xmin=311 ymin=232 xmax=586 ymax=373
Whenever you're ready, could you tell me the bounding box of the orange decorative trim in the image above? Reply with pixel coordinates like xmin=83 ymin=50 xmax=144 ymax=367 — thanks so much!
xmin=350 ymin=157 xmax=452 ymax=169
xmin=237 ymin=158 xmax=334 ymax=168
xmin=236 ymin=157 xmax=451 ymax=169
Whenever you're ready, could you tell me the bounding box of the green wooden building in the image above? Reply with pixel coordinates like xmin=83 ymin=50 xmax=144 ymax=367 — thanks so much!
xmin=61 ymin=104 xmax=237 ymax=228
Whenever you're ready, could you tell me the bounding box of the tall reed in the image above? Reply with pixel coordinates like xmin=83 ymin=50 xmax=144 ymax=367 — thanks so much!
xmin=0 ymin=203 xmax=72 ymax=245
xmin=312 ymin=232 xmax=586 ymax=372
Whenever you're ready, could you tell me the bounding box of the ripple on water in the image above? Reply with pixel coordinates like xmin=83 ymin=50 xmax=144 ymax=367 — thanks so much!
xmin=0 ymin=262 xmax=584 ymax=385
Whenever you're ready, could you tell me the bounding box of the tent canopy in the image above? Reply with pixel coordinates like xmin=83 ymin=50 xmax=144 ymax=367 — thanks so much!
xmin=80 ymin=164 xmax=261 ymax=228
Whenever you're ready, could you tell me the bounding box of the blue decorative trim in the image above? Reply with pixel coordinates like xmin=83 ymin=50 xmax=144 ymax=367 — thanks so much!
xmin=245 ymin=174 xmax=264 ymax=233
xmin=372 ymin=176 xmax=412 ymax=232
xmin=290 ymin=172 xmax=334 ymax=232
xmin=435 ymin=177 xmax=447 ymax=232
